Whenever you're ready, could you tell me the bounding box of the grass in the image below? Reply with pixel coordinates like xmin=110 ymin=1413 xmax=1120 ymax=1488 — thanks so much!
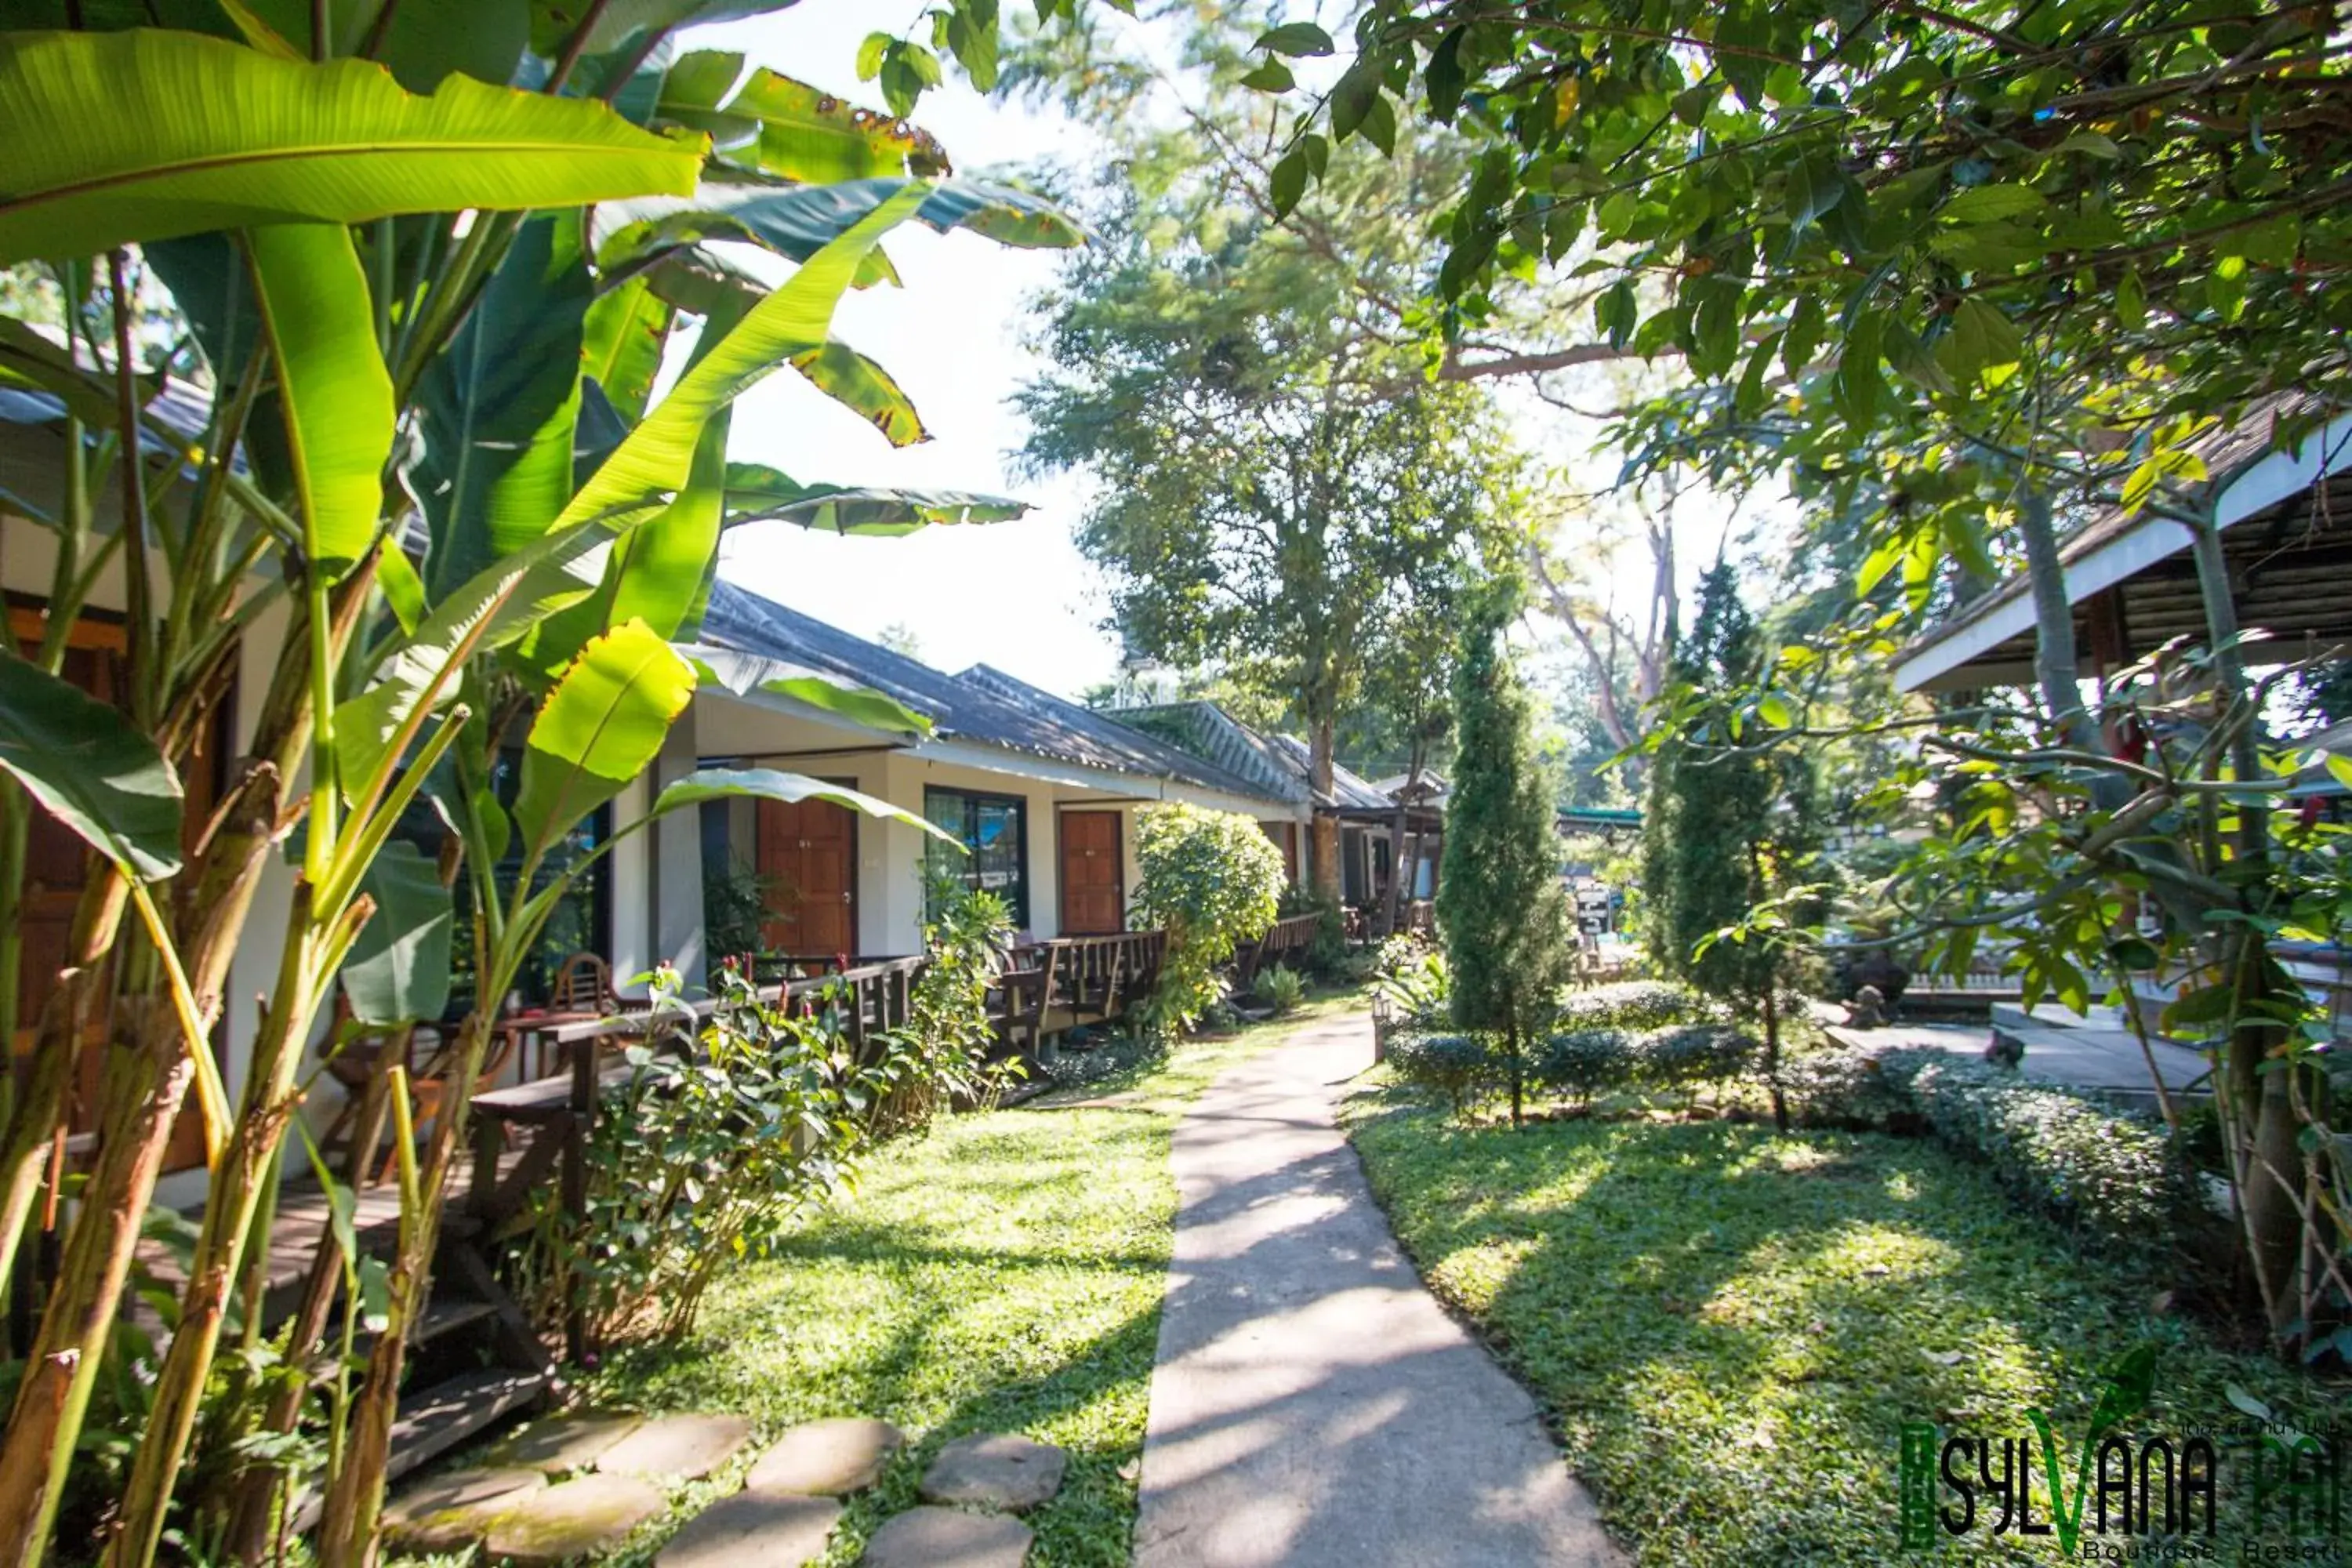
xmin=431 ymin=989 xmax=1365 ymax=1568
xmin=1341 ymin=1087 xmax=2351 ymax=1567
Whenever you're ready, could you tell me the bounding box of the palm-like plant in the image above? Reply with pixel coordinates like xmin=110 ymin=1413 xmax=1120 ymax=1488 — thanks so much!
xmin=0 ymin=5 xmax=1065 ymax=1563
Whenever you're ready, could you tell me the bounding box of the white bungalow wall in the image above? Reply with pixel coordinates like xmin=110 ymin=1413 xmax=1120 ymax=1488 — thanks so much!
xmin=676 ymin=687 xmax=1304 ymax=962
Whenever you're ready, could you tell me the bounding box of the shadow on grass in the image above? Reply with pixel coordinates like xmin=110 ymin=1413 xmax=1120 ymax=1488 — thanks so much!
xmin=1344 ymin=1098 xmax=2349 ymax=1568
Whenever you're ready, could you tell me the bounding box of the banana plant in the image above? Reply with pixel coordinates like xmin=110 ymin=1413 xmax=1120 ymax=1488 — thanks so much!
xmin=0 ymin=10 xmax=1070 ymax=1564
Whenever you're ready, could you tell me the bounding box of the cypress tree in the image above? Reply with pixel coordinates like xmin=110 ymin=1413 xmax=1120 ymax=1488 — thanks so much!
xmin=1642 ymin=564 xmax=1821 ymax=1130
xmin=1437 ymin=601 xmax=1571 ymax=1126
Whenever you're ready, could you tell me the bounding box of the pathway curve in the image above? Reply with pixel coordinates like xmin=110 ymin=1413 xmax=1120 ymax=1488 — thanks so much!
xmin=1134 ymin=1011 xmax=1623 ymax=1568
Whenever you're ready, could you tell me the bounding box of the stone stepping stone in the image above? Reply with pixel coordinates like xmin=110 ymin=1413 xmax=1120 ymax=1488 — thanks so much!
xmin=496 ymin=1412 xmax=643 ymax=1475
xmin=917 ymin=1433 xmax=1068 ymax=1512
xmin=862 ymin=1506 xmax=1033 ymax=1568
xmin=383 ymin=1466 xmax=545 ymax=1553
xmin=597 ymin=1412 xmax=755 ymax=1483
xmin=484 ymin=1474 xmax=666 ymax=1566
xmin=745 ymin=1417 xmax=904 ymax=1496
xmin=657 ymin=1491 xmax=841 ymax=1568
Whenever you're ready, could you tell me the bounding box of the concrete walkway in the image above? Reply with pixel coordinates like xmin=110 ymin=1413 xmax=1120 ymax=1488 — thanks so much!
xmin=1134 ymin=1012 xmax=1621 ymax=1568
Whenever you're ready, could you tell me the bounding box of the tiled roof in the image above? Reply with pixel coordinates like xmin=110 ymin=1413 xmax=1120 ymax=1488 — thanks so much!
xmin=1109 ymin=701 xmax=1394 ymax=811
xmin=699 ymin=582 xmax=1285 ymax=804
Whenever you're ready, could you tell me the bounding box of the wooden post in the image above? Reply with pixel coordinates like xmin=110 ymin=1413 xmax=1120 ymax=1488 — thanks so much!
xmin=564 ymin=1033 xmax=593 ymax=1363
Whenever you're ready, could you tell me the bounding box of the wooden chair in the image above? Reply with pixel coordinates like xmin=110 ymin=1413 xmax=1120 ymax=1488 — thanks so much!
xmin=548 ymin=952 xmax=618 ymax=1015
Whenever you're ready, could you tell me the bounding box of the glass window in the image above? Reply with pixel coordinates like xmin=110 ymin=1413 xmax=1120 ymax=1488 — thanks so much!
xmin=924 ymin=787 xmax=1029 ymax=929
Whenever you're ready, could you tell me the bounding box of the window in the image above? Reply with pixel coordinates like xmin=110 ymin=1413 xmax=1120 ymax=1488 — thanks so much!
xmin=924 ymin=787 xmax=1029 ymax=929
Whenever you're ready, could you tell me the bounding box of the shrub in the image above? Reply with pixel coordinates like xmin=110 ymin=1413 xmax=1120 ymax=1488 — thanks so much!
xmin=1369 ymin=932 xmax=1433 ymax=978
xmin=1534 ymin=1029 xmax=1636 ymax=1109
xmin=1131 ymin=803 xmax=1288 ymax=1035
xmin=1780 ymin=1045 xmax=1911 ymax=1127
xmin=1638 ymin=1023 xmax=1759 ymax=1095
xmin=1555 ymin=980 xmax=1708 ymax=1033
xmin=1254 ymin=963 xmax=1306 ymax=1015
xmin=869 ymin=873 xmax=1018 ymax=1136
xmin=1386 ymin=1033 xmax=1500 ymax=1120
xmin=1876 ymin=1050 xmax=2195 ymax=1245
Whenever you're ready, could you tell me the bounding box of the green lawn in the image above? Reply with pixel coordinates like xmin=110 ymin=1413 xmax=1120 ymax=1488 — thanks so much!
xmin=1341 ymin=1090 xmax=2351 ymax=1567
xmin=523 ymin=993 xmax=1363 ymax=1568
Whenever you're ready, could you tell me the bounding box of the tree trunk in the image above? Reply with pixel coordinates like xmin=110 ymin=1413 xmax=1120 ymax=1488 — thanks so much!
xmin=316 ymin=1015 xmax=495 ymax=1568
xmin=1762 ymin=987 xmax=1788 ymax=1133
xmin=0 ymin=1006 xmax=190 ymax=1568
xmin=104 ymin=890 xmax=345 ymax=1568
xmin=1308 ymin=717 xmax=1342 ymax=906
xmin=1378 ymin=738 xmax=1425 ymax=938
xmin=1506 ymin=1006 xmax=1524 ymax=1128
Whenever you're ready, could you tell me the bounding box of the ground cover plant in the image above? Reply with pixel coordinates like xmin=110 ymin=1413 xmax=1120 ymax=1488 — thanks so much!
xmin=1342 ymin=1090 xmax=2350 ymax=1567
xmin=423 ymin=991 xmax=1367 ymax=1568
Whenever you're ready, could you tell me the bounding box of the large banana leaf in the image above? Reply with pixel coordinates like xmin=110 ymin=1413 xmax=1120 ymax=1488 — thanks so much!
xmin=528 ymin=0 xmax=801 ymax=58
xmin=246 ymin=223 xmax=394 ymax=578
xmin=592 ymin=177 xmax=1082 ymax=275
xmin=787 ymin=342 xmax=927 ymax=448
xmin=557 ymin=183 xmax=927 ymax=533
xmin=332 ymin=499 xmax=666 ymax=804
xmin=229 ymin=0 xmax=532 ymax=92
xmin=510 ymin=619 xmax=694 ymax=865
xmin=607 ymin=408 xmax=728 ymax=641
xmin=416 ymin=213 xmax=593 ymax=597
xmin=645 ymin=765 xmax=952 ymax=841
xmin=0 ymin=653 xmax=183 ymax=881
xmin=341 ymin=840 xmax=454 ymax=1025
xmin=680 ymin=644 xmax=933 ymax=736
xmin=697 ymin=66 xmax=952 ymax=182
xmin=581 ymin=279 xmax=674 ymax=430
xmin=0 ymin=27 xmax=703 ymax=265
xmin=720 ymin=463 xmax=1028 ymax=535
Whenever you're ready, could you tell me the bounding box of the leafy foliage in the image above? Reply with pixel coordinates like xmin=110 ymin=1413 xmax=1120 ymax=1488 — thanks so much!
xmin=1384 ymin=1032 xmax=1499 ymax=1121
xmin=1878 ymin=1050 xmax=2199 ymax=1250
xmin=1131 ymin=803 xmax=1286 ymax=1035
xmin=1251 ymin=962 xmax=1306 ymax=1016
xmin=1436 ymin=602 xmax=1571 ymax=1122
xmin=1344 ymin=1096 xmax=2345 ymax=1568
xmin=1642 ymin=564 xmax=1821 ymax=1127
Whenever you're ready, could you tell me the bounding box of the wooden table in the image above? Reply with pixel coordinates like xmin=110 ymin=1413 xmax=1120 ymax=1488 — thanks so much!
xmin=493 ymin=1009 xmax=603 ymax=1086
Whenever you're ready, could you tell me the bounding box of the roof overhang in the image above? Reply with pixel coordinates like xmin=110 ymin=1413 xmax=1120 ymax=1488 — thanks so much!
xmin=1893 ymin=411 xmax=2352 ymax=694
xmin=909 ymin=735 xmax=1299 ymax=818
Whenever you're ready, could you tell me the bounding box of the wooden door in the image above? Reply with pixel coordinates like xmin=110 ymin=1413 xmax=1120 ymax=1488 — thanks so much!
xmin=756 ymin=796 xmax=858 ymax=956
xmin=9 ymin=607 xmax=225 ymax=1173
xmin=1059 ymin=811 xmax=1123 ymax=935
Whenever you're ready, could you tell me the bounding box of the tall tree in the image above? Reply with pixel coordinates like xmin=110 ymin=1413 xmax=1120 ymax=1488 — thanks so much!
xmin=1437 ymin=597 xmax=1572 ymax=1126
xmin=1642 ymin=564 xmax=1821 ymax=1131
xmin=1015 ymin=174 xmax=1513 ymax=899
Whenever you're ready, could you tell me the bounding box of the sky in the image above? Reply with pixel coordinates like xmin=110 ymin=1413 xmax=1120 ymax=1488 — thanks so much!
xmin=685 ymin=5 xmax=1123 ymax=695
xmin=679 ymin=4 xmax=1756 ymax=709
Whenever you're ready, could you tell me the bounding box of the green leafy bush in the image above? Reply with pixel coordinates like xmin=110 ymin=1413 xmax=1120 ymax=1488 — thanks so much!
xmin=869 ymin=874 xmax=1019 ymax=1136
xmin=1131 ymin=803 xmax=1287 ymax=1035
xmin=1555 ymin=979 xmax=1708 ymax=1033
xmin=1877 ymin=1049 xmax=2196 ymax=1245
xmin=1369 ymin=931 xmax=1435 ymax=977
xmin=1637 ymin=1024 xmax=1759 ymax=1095
xmin=1385 ymin=1033 xmax=1500 ymax=1120
xmin=1780 ymin=1045 xmax=1911 ymax=1126
xmin=539 ymin=895 xmax=1008 ymax=1343
xmin=1253 ymin=962 xmax=1306 ymax=1015
xmin=1534 ymin=1029 xmax=1635 ymax=1110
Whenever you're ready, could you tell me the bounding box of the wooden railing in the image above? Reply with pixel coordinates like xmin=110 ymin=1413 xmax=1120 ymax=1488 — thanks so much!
xmin=466 ymin=956 xmax=927 ymax=1359
xmin=1236 ymin=913 xmax=1320 ymax=989
xmin=992 ymin=929 xmax=1167 ymax=1059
